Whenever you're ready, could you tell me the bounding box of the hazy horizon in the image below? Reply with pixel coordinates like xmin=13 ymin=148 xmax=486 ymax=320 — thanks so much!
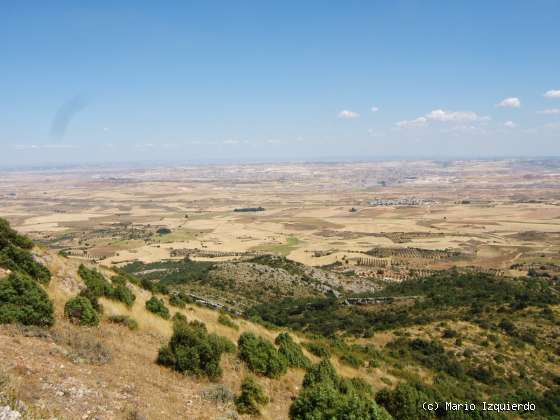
xmin=2 ymin=154 xmax=560 ymax=172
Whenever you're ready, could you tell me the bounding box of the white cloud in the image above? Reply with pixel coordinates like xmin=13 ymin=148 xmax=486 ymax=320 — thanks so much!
xmin=371 ymin=106 xmax=379 ymax=113
xmin=544 ymin=90 xmax=560 ymax=98
xmin=540 ymin=108 xmax=560 ymax=115
xmin=504 ymin=121 xmax=518 ymax=128
xmin=223 ymin=139 xmax=239 ymax=144
xmin=338 ymin=110 xmax=360 ymax=119
xmin=425 ymin=109 xmax=489 ymax=122
xmin=396 ymin=109 xmax=489 ymax=129
xmin=496 ymin=97 xmax=521 ymax=108
xmin=396 ymin=117 xmax=427 ymax=128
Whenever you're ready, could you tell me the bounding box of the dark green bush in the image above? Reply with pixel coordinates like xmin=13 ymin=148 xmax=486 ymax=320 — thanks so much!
xmin=376 ymin=382 xmax=432 ymax=420
xmin=108 ymin=314 xmax=138 ymax=330
xmin=78 ymin=287 xmax=103 ymax=313
xmin=0 ymin=218 xmax=34 ymax=250
xmin=303 ymin=341 xmax=331 ymax=358
xmin=146 ymin=296 xmax=170 ymax=319
xmin=157 ymin=320 xmax=235 ymax=380
xmin=112 ymin=270 xmax=141 ymax=287
xmin=0 ymin=245 xmax=51 ymax=284
xmin=235 ymin=376 xmax=269 ymax=415
xmin=238 ymin=332 xmax=288 ymax=378
xmin=302 ymin=359 xmax=339 ymax=387
xmin=290 ymin=359 xmax=391 ymax=419
xmin=442 ymin=328 xmax=458 ymax=339
xmin=64 ymin=295 xmax=100 ymax=326
xmin=78 ymin=266 xmax=136 ymax=308
xmin=218 ymin=312 xmax=239 ymax=330
xmin=78 ymin=264 xmax=112 ymax=296
xmin=0 ymin=272 xmax=54 ymax=327
xmin=111 ymin=284 xmax=136 ymax=307
xmin=110 ymin=274 xmax=127 ymax=287
xmin=275 ymin=333 xmax=310 ymax=369
xmin=499 ymin=319 xmax=517 ymax=336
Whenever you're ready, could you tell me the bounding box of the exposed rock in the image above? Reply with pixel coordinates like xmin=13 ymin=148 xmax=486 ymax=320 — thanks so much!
xmin=0 ymin=405 xmax=21 ymax=420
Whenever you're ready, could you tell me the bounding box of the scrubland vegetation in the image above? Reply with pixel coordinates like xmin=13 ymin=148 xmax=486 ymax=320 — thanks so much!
xmin=235 ymin=376 xmax=269 ymax=415
xmin=157 ymin=318 xmax=235 ymax=381
xmin=0 ymin=218 xmax=54 ymax=327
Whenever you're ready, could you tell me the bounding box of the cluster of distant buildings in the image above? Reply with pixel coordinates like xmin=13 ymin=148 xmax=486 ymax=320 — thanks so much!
xmin=368 ymin=197 xmax=437 ymax=207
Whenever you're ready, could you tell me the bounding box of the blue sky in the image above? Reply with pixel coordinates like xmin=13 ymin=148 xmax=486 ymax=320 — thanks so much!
xmin=1 ymin=1 xmax=560 ymax=166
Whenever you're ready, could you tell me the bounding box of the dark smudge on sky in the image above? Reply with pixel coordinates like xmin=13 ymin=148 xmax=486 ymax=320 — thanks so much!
xmin=50 ymin=95 xmax=88 ymax=140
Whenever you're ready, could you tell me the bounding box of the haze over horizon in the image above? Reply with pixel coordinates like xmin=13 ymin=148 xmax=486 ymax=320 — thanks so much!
xmin=1 ymin=1 xmax=560 ymax=166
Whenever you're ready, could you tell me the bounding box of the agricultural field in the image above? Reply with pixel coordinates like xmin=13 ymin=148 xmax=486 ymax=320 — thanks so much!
xmin=1 ymin=159 xmax=559 ymax=282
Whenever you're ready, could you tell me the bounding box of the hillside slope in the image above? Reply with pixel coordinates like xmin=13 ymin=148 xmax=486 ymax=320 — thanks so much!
xmin=2 ymin=217 xmax=560 ymax=419
xmin=1 ymin=244 xmax=388 ymax=418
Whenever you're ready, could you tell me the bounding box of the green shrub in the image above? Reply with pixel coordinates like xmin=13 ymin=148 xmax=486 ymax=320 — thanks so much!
xmin=238 ymin=332 xmax=288 ymax=378
xmin=499 ymin=319 xmax=517 ymax=336
xmin=111 ymin=274 xmax=127 ymax=287
xmin=64 ymin=296 xmax=100 ymax=326
xmin=290 ymin=359 xmax=391 ymax=419
xmin=302 ymin=359 xmax=340 ymax=387
xmin=218 ymin=312 xmax=239 ymax=330
xmin=376 ymin=382 xmax=432 ymax=420
xmin=442 ymin=328 xmax=458 ymax=339
xmin=303 ymin=341 xmax=331 ymax=359
xmin=0 ymin=245 xmax=51 ymax=284
xmin=235 ymin=376 xmax=269 ymax=415
xmin=111 ymin=284 xmax=136 ymax=307
xmin=275 ymin=333 xmax=311 ymax=369
xmin=0 ymin=218 xmax=34 ymax=250
xmin=157 ymin=320 xmax=235 ymax=380
xmin=78 ymin=287 xmax=103 ymax=313
xmin=169 ymin=293 xmax=187 ymax=308
xmin=146 ymin=296 xmax=170 ymax=319
xmin=78 ymin=264 xmax=112 ymax=296
xmin=172 ymin=312 xmax=188 ymax=324
xmin=79 ymin=268 xmax=136 ymax=307
xmin=0 ymin=272 xmax=54 ymax=327
xmin=108 ymin=314 xmax=138 ymax=330
xmin=112 ymin=270 xmax=141 ymax=287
